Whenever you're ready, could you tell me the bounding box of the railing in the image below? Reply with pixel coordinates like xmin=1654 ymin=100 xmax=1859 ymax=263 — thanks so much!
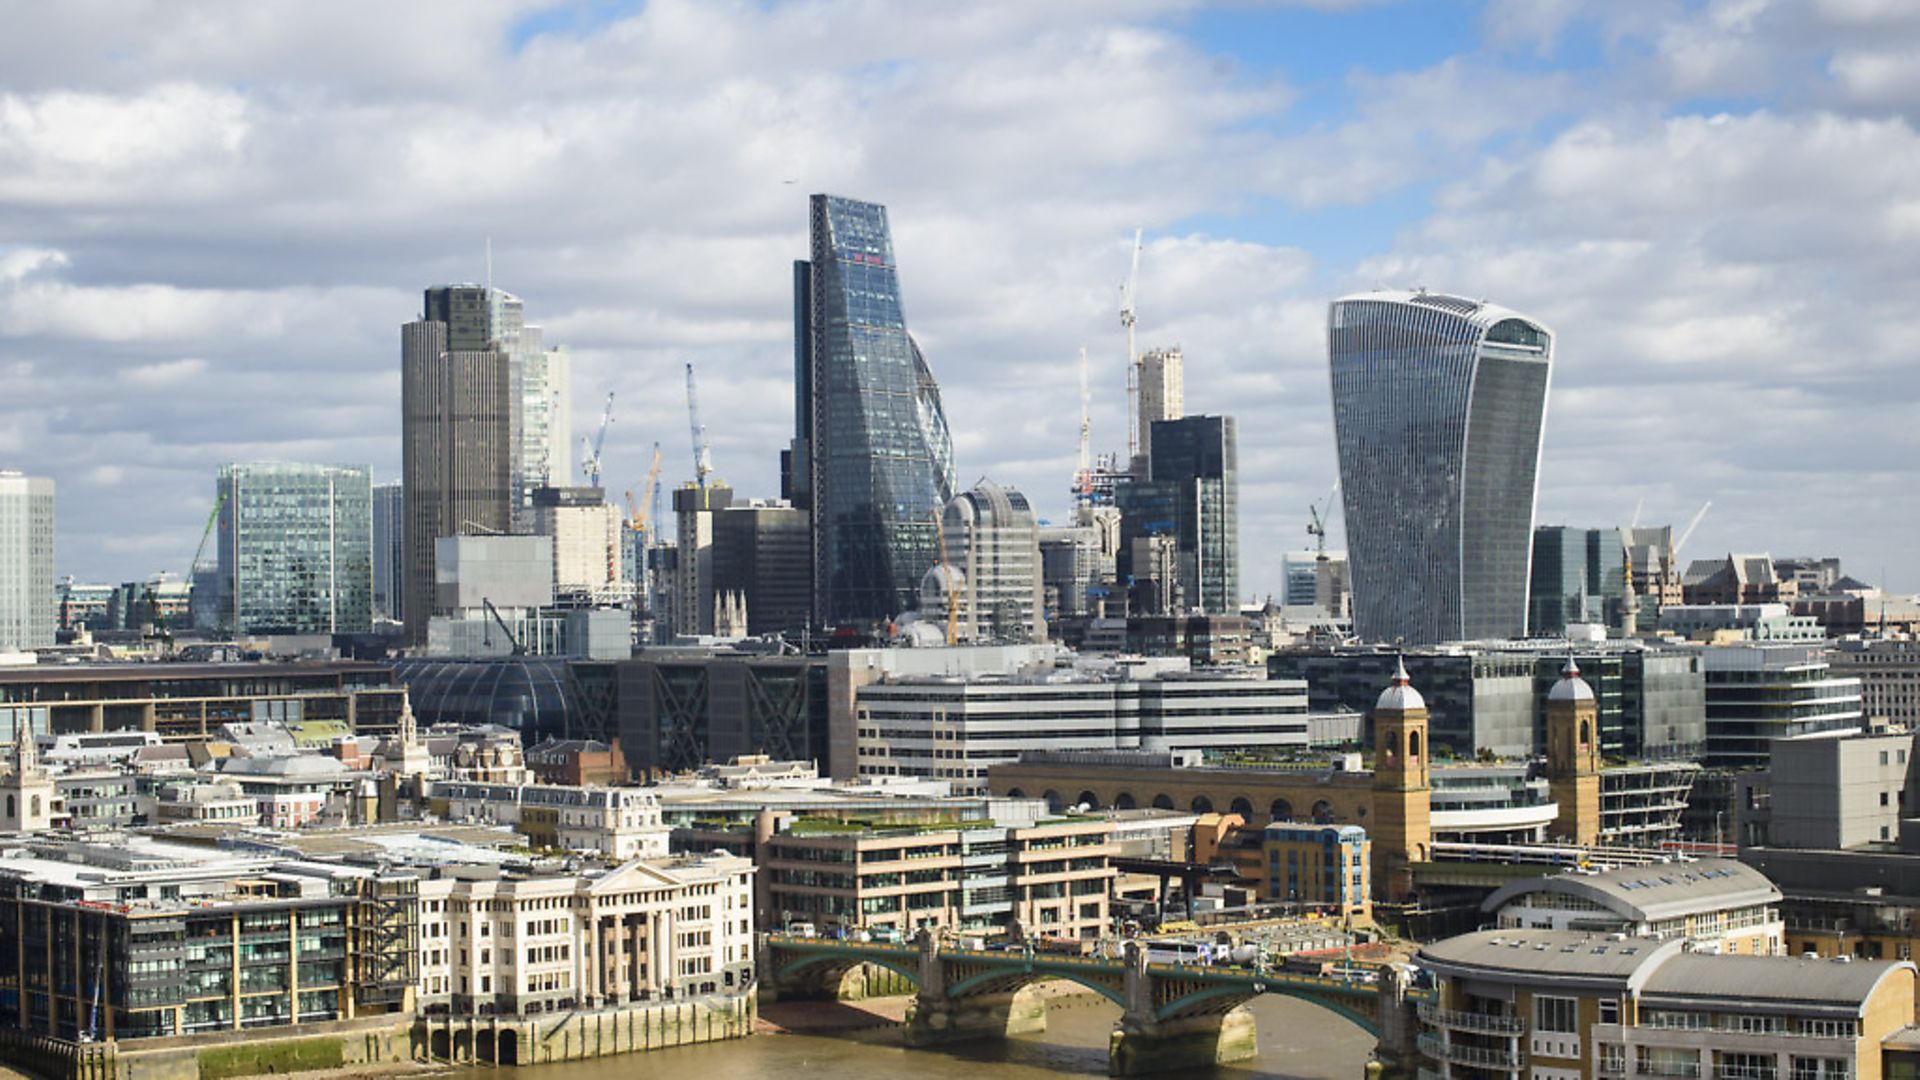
xmin=1639 ymin=1062 xmax=1703 ymax=1078
xmin=1418 ymin=1034 xmax=1520 ymax=1069
xmin=1717 ymin=1067 xmax=1777 ymax=1080
xmin=1599 ymin=1059 xmax=1627 ymax=1077
xmin=1418 ymin=1002 xmax=1524 ymax=1034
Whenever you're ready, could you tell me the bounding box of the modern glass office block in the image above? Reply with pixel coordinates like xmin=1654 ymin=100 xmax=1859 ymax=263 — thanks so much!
xmin=216 ymin=463 xmax=373 ymax=634
xmin=1328 ymin=291 xmax=1552 ymax=644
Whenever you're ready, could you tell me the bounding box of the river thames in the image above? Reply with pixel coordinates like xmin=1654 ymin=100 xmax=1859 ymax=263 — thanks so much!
xmin=480 ymin=994 xmax=1374 ymax=1079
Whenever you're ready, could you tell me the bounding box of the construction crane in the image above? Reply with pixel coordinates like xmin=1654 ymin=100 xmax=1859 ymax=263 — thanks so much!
xmin=685 ymin=363 xmax=713 ymax=490
xmin=1073 ymin=346 xmax=1093 ymax=503
xmin=579 ymin=391 xmax=614 ymax=489
xmin=1674 ymin=500 xmax=1713 ymax=564
xmin=933 ymin=510 xmax=958 ymax=646
xmin=1306 ymin=481 xmax=1340 ymax=556
xmin=189 ymin=491 xmax=227 ymax=576
xmin=1119 ymin=227 xmax=1143 ymax=461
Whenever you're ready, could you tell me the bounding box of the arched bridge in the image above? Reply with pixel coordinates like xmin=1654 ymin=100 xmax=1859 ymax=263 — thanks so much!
xmin=762 ymin=933 xmax=1428 ymax=1076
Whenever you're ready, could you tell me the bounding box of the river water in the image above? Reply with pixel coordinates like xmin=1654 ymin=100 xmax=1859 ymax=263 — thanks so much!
xmin=480 ymin=995 xmax=1374 ymax=1079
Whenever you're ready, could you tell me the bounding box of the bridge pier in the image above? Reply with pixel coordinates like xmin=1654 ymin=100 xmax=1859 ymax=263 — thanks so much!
xmin=1108 ymin=1006 xmax=1257 ymax=1076
xmin=904 ymin=986 xmax=1048 ymax=1046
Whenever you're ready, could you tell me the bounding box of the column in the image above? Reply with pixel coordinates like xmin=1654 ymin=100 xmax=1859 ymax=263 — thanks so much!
xmin=653 ymin=909 xmax=674 ymax=1000
xmin=629 ymin=918 xmax=645 ymax=1001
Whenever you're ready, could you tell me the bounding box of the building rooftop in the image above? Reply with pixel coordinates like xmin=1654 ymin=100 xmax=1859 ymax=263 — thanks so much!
xmin=1641 ymin=952 xmax=1915 ymax=1013
xmin=1419 ymin=929 xmax=1677 ymax=984
xmin=1480 ymin=858 xmax=1780 ymax=922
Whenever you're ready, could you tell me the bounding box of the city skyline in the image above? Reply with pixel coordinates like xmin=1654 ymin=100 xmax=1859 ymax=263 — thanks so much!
xmin=3 ymin=2 xmax=1918 ymax=599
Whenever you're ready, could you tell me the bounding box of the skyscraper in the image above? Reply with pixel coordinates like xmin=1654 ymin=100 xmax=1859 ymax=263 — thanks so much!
xmin=215 ymin=463 xmax=372 ymax=635
xmin=1116 ymin=414 xmax=1239 ymax=615
xmin=371 ymin=481 xmax=404 ymax=624
xmin=939 ymin=479 xmax=1045 ymax=644
xmin=0 ymin=471 xmax=54 ymax=652
xmin=402 ymin=285 xmax=513 ymax=644
xmin=490 ymin=290 xmax=572 ymax=533
xmin=1328 ymin=290 xmax=1552 ymax=644
xmin=1133 ymin=346 xmax=1184 ymax=477
xmin=791 ymin=194 xmax=955 ymax=629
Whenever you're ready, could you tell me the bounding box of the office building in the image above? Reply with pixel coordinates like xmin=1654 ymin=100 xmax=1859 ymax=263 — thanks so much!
xmin=1626 ymin=524 xmax=1685 ymax=624
xmin=1117 ymin=414 xmax=1239 ymax=615
xmin=1831 ymin=638 xmax=1920 ymax=727
xmin=1132 ymin=345 xmax=1184 ymax=477
xmin=617 ymin=650 xmax=829 ymax=776
xmin=1481 ymin=857 xmax=1782 ymax=953
xmin=672 ymin=483 xmax=733 ymax=637
xmin=709 ymin=499 xmax=810 ymax=637
xmin=0 ymin=835 xmax=418 ymax=1039
xmin=214 ymin=463 xmax=373 ymax=635
xmin=1416 ymin=928 xmax=1915 ymax=1080
xmin=1661 ymin=602 xmax=1826 ymax=642
xmin=498 ymin=313 xmax=571 ymax=533
xmin=791 ymin=194 xmax=955 ymax=630
xmin=1528 ymin=525 xmax=1627 ymax=636
xmin=1685 ymin=553 xmax=1799 ymax=606
xmin=1039 ymin=505 xmax=1119 ymax=622
xmin=1327 ymin=290 xmax=1552 ymax=644
xmin=1704 ymin=644 xmax=1864 ymax=768
xmin=372 ymin=481 xmax=404 ymax=624
xmin=1282 ymin=549 xmax=1349 ymax=617
xmin=761 ymin=817 xmax=1114 ymax=940
xmin=0 ymin=471 xmax=54 ymax=652
xmin=430 ymin=782 xmax=668 ymax=859
xmin=1753 ymin=730 xmax=1911 ymax=850
xmin=937 ymin=479 xmax=1045 ymax=644
xmin=402 ymin=285 xmax=514 ymax=644
xmin=531 ymin=486 xmax=622 ymax=598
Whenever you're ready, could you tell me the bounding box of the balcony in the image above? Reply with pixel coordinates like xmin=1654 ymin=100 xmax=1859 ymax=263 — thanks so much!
xmin=1419 ymin=1002 xmax=1525 ymax=1035
xmin=1418 ymin=1034 xmax=1520 ymax=1069
xmin=1599 ymin=1060 xmax=1627 ymax=1077
xmin=1639 ymin=1063 xmax=1703 ymax=1078
xmin=1717 ymin=1067 xmax=1777 ymax=1080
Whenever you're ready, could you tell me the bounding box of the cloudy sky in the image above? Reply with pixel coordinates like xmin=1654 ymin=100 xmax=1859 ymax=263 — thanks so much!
xmin=4 ymin=0 xmax=1917 ymax=599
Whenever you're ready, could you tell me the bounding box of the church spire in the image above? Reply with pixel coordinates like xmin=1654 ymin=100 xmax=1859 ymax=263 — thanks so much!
xmin=12 ymin=719 xmax=36 ymax=776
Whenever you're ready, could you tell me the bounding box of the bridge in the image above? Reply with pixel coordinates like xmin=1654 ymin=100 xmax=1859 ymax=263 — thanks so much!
xmin=761 ymin=933 xmax=1428 ymax=1076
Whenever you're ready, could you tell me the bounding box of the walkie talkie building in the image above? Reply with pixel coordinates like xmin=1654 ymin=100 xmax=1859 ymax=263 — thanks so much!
xmin=1327 ymin=290 xmax=1552 ymax=644
xmin=792 ymin=194 xmax=956 ymax=629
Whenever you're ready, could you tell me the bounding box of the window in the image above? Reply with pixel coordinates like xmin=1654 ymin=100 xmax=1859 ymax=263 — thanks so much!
xmin=1598 ymin=999 xmax=1620 ymax=1024
xmin=1535 ymin=995 xmax=1577 ymax=1033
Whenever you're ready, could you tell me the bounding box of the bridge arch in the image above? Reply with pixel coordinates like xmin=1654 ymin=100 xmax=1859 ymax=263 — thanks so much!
xmin=944 ymin=966 xmax=1127 ymax=1008
xmin=773 ymin=950 xmax=923 ymax=990
xmin=1154 ymin=980 xmax=1380 ymax=1035
xmin=1113 ymin=791 xmax=1137 ymax=810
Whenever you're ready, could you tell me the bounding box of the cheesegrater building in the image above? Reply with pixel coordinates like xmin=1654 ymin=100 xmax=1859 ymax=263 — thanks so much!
xmin=787 ymin=194 xmax=955 ymax=630
xmin=1327 ymin=290 xmax=1552 ymax=644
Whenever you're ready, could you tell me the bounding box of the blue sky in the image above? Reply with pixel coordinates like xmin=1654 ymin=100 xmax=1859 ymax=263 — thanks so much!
xmin=0 ymin=0 xmax=1916 ymax=599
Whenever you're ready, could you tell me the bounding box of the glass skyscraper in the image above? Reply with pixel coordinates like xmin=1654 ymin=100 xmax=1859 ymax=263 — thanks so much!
xmin=1328 ymin=290 xmax=1552 ymax=644
xmin=1116 ymin=414 xmax=1239 ymax=615
xmin=215 ymin=463 xmax=373 ymax=635
xmin=791 ymin=194 xmax=955 ymax=628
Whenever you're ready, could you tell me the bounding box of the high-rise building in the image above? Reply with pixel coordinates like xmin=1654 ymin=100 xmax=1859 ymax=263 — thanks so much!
xmin=531 ymin=486 xmax=622 ymax=598
xmin=672 ymin=483 xmax=733 ymax=637
xmin=1116 ymin=414 xmax=1239 ymax=615
xmin=710 ymin=499 xmax=811 ymax=638
xmin=489 ymin=290 xmax=572 ymax=533
xmin=1281 ymin=549 xmax=1349 ymax=617
xmin=938 ymin=480 xmax=1045 ymax=644
xmin=214 ymin=462 xmax=373 ymax=635
xmin=1702 ymin=643 xmax=1863 ymax=768
xmin=0 ymin=471 xmax=54 ymax=652
xmin=1133 ymin=346 xmax=1184 ymax=477
xmin=1528 ymin=526 xmax=1627 ymax=636
xmin=791 ymin=194 xmax=955 ymax=630
xmin=371 ymin=481 xmax=404 ymax=624
xmin=1328 ymin=290 xmax=1553 ymax=644
xmin=401 ymin=285 xmax=513 ymax=644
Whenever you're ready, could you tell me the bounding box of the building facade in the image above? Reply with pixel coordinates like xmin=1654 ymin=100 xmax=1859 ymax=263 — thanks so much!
xmin=940 ymin=479 xmax=1045 ymax=644
xmin=531 ymin=486 xmax=622 ymax=598
xmin=402 ymin=286 xmax=514 ymax=644
xmin=1529 ymin=526 xmax=1628 ymax=636
xmin=1327 ymin=290 xmax=1552 ymax=644
xmin=1831 ymin=639 xmax=1920 ymax=728
xmin=1117 ymin=414 xmax=1239 ymax=616
xmin=372 ymin=481 xmax=404 ymax=625
xmin=1704 ymin=644 xmax=1864 ymax=768
xmin=214 ymin=463 xmax=373 ymax=635
xmin=1133 ymin=346 xmax=1184 ymax=477
xmin=0 ymin=471 xmax=54 ymax=652
xmin=791 ymin=194 xmax=955 ymax=630
xmin=1415 ymin=928 xmax=1915 ymax=1080
xmin=709 ymin=499 xmax=811 ymax=638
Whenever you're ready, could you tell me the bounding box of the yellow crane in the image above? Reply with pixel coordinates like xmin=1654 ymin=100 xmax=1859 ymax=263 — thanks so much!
xmin=625 ymin=444 xmax=663 ymax=542
xmin=933 ymin=510 xmax=958 ymax=646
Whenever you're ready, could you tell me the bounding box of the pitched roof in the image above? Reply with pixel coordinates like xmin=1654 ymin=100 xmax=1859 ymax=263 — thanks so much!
xmin=1641 ymin=953 xmax=1914 ymax=1014
xmin=1481 ymin=858 xmax=1780 ymax=922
